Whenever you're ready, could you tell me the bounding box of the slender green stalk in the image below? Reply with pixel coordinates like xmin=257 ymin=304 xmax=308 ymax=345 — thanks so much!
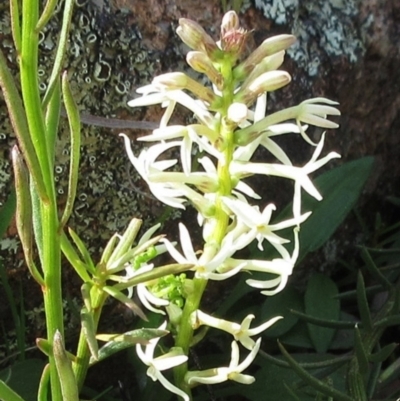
xmin=173 ymin=57 xmax=236 ymax=397
xmin=20 ymin=0 xmax=64 ymax=399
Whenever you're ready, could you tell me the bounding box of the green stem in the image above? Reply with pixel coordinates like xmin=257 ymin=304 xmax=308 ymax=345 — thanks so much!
xmin=173 ymin=277 xmax=207 ymax=396
xmin=20 ymin=0 xmax=64 ymax=399
xmin=73 ymin=291 xmax=108 ymax=390
xmin=173 ymin=57 xmax=236 ymax=398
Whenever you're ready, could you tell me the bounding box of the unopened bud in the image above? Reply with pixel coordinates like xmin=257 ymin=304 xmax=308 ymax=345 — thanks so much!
xmin=235 ymin=70 xmax=291 ymax=105
xmin=234 ymin=34 xmax=296 ymax=81
xmin=239 ymin=51 xmax=286 ymax=93
xmin=186 ymin=51 xmax=224 ymax=90
xmin=221 ymin=11 xmax=239 ymax=37
xmin=227 ymin=102 xmax=248 ymax=125
xmin=177 ymin=18 xmax=219 ymax=59
xmin=154 ymin=72 xmax=220 ymax=105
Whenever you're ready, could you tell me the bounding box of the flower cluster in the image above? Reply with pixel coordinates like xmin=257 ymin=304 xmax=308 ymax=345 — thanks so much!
xmin=121 ymin=11 xmax=340 ymax=400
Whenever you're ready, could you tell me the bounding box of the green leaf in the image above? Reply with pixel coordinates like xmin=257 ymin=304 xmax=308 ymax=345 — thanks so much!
xmin=91 ymin=328 xmax=167 ymax=365
xmin=53 ymin=331 xmax=79 ymax=401
xmin=81 ymin=308 xmax=99 ymax=360
xmin=305 ymin=274 xmax=340 ymax=353
xmin=0 ymin=381 xmax=25 ymax=401
xmin=278 ymin=342 xmax=353 ymax=401
xmin=298 ymin=157 xmax=374 ymax=259
xmin=261 ymin=285 xmax=303 ymax=337
xmin=356 ymin=271 xmax=372 ymax=330
xmin=0 ymin=359 xmax=45 ymax=401
xmin=250 ymin=157 xmax=374 ymax=264
xmin=369 ymin=343 xmax=398 ymax=363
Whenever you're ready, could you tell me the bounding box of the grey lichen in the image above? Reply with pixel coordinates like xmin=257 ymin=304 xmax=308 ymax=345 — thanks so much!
xmin=0 ymin=1 xmax=170 ymax=264
xmin=255 ymin=0 xmax=369 ymax=76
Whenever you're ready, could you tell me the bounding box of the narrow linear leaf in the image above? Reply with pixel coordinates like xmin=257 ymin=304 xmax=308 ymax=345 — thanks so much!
xmin=99 ymin=233 xmax=119 ymax=266
xmin=289 ymin=309 xmax=358 ymax=329
xmin=44 ymin=77 xmax=61 ymax=165
xmin=59 ymin=72 xmax=81 ymax=232
xmin=107 ymin=218 xmax=142 ymax=267
xmin=356 ymin=271 xmax=372 ymax=330
xmin=278 ymin=341 xmax=353 ymax=401
xmin=103 ymin=286 xmax=147 ymax=321
xmin=369 ymin=343 xmax=398 ymax=363
xmin=10 ymin=0 xmax=22 ymax=55
xmin=12 ymin=147 xmax=44 ymax=286
xmin=42 ymin=0 xmax=74 ymax=108
xmin=354 ymin=325 xmax=369 ymax=376
xmin=60 ymin=232 xmax=92 ymax=283
xmin=67 ymin=228 xmax=96 ymax=275
xmin=37 ymin=364 xmax=50 ymax=401
xmin=115 ymin=263 xmax=193 ymax=291
xmin=0 ymin=49 xmax=48 ymax=201
xmin=360 ymin=247 xmax=391 ymax=289
xmin=36 ymin=0 xmax=58 ymax=31
xmin=53 ymin=331 xmax=79 ymax=401
xmin=375 ymin=314 xmax=400 ymax=328
xmin=81 ymin=283 xmax=92 ymax=311
xmin=80 ymin=308 xmax=98 ymax=360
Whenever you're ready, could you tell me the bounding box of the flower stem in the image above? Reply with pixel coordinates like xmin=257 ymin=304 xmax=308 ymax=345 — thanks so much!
xmin=173 ymin=57 xmax=236 ymax=397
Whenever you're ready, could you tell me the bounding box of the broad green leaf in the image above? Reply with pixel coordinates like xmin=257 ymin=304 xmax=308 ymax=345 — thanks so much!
xmin=249 ymin=157 xmax=374 ymax=264
xmin=298 ymin=157 xmax=374 ymax=260
xmin=305 ymin=274 xmax=340 ymax=353
xmin=261 ymin=285 xmax=303 ymax=337
xmin=0 ymin=359 xmax=45 ymax=401
xmin=0 ymin=381 xmax=25 ymax=401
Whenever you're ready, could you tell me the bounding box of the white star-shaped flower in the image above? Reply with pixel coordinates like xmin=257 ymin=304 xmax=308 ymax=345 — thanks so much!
xmin=222 ymin=196 xmax=310 ymax=251
xmin=185 ymin=339 xmax=261 ymax=386
xmin=136 ymin=322 xmax=189 ymax=401
xmin=231 ymin=133 xmax=340 ymax=220
xmin=162 ymin=223 xmax=240 ymax=280
xmin=192 ymin=310 xmax=282 ymax=350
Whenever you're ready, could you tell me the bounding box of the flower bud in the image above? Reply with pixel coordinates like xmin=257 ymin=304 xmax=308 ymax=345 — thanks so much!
xmin=221 ymin=11 xmax=239 ymax=36
xmin=235 ymin=70 xmax=291 ymax=105
xmin=234 ymin=34 xmax=296 ymax=81
xmin=177 ymin=18 xmax=219 ymax=59
xmin=240 ymin=51 xmax=285 ymax=91
xmin=153 ymin=72 xmax=219 ymax=105
xmin=186 ymin=51 xmax=224 ymax=90
xmin=227 ymin=102 xmax=248 ymax=125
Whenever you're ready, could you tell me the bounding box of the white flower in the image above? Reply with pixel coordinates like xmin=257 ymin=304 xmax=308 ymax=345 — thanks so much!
xmin=230 ymin=227 xmax=300 ymax=295
xmin=162 ymin=223 xmax=239 ymax=280
xmin=185 ymin=339 xmax=261 ymax=386
xmin=231 ymin=133 xmax=340 ymax=220
xmin=138 ymin=124 xmax=219 ymax=176
xmin=120 ymin=134 xmax=189 ymax=209
xmin=296 ymin=98 xmax=340 ymax=145
xmin=123 ymin=263 xmax=169 ymax=315
xmin=128 ymin=85 xmax=216 ymax=130
xmin=136 ymin=322 xmax=189 ymax=401
xmin=222 ymin=196 xmax=311 ymax=251
xmin=192 ymin=310 xmax=282 ymax=350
